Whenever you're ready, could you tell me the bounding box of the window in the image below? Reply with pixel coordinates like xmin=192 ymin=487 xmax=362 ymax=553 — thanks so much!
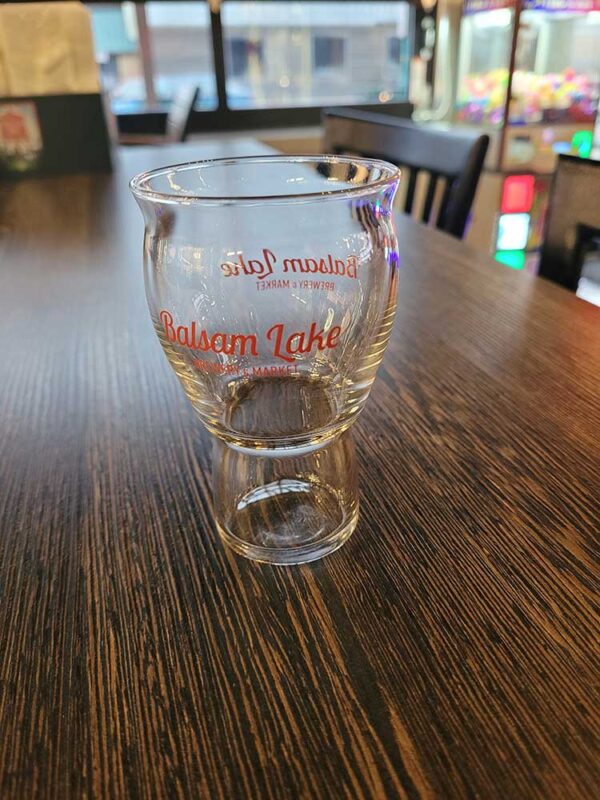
xmin=221 ymin=1 xmax=412 ymax=110
xmin=89 ymin=1 xmax=216 ymax=112
xmin=88 ymin=1 xmax=414 ymax=121
xmin=89 ymin=3 xmax=145 ymax=113
xmin=228 ymin=38 xmax=264 ymax=78
xmin=146 ymin=2 xmax=217 ymax=109
xmin=313 ymin=36 xmax=345 ymax=71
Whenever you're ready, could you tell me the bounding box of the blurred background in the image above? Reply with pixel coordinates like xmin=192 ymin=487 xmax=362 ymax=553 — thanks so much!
xmin=0 ymin=0 xmax=598 ymax=299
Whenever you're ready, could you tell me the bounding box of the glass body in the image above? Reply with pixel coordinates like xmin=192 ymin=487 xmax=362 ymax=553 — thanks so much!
xmin=131 ymin=156 xmax=400 ymax=563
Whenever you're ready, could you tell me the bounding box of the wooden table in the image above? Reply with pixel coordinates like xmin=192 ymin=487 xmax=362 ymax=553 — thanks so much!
xmin=0 ymin=141 xmax=598 ymax=800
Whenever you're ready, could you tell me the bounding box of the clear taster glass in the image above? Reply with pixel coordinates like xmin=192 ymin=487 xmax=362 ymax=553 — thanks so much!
xmin=131 ymin=155 xmax=400 ymax=564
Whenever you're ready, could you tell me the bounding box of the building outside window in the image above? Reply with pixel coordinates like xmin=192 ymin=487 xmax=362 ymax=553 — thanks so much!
xmin=313 ymin=36 xmax=345 ymax=71
xmin=388 ymin=35 xmax=405 ymax=65
xmin=146 ymin=1 xmax=216 ymax=109
xmin=228 ymin=38 xmax=264 ymax=78
xmin=89 ymin=3 xmax=145 ymax=113
xmin=89 ymin=1 xmax=216 ymax=112
xmin=222 ymin=1 xmax=412 ymax=109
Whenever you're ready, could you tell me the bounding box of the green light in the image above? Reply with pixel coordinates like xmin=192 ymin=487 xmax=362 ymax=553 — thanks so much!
xmin=495 ymin=250 xmax=525 ymax=269
xmin=571 ymin=131 xmax=593 ymax=159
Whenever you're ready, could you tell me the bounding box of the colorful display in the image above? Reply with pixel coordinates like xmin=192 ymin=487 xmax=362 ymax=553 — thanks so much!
xmin=495 ymin=173 xmax=536 ymax=266
xmin=456 ymin=0 xmax=599 ymax=268
xmin=457 ymin=67 xmax=597 ymax=125
xmin=494 ymin=249 xmax=527 ymax=268
xmin=500 ymin=174 xmax=535 ymax=213
xmin=497 ymin=212 xmax=531 ymax=249
xmin=464 ymin=0 xmax=600 ymax=14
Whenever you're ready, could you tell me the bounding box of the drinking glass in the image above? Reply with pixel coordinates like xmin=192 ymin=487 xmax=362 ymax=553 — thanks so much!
xmin=131 ymin=155 xmax=400 ymax=564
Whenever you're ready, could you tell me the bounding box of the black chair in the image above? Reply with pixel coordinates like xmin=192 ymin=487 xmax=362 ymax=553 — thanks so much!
xmin=322 ymin=107 xmax=489 ymax=239
xmin=165 ymin=85 xmax=201 ymax=142
xmin=120 ymin=86 xmax=200 ymax=145
xmin=539 ymin=154 xmax=600 ymax=292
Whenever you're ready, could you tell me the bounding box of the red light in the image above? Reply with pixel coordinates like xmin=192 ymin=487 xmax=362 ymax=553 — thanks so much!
xmin=501 ymin=175 xmax=535 ymax=214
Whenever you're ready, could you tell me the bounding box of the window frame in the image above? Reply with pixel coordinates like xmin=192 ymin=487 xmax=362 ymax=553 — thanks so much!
xmin=81 ymin=0 xmax=418 ymax=134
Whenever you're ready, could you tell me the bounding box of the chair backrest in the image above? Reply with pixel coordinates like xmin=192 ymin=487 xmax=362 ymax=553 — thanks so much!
xmin=322 ymin=107 xmax=489 ymax=239
xmin=539 ymin=154 xmax=600 ymax=291
xmin=166 ymin=86 xmax=200 ymax=143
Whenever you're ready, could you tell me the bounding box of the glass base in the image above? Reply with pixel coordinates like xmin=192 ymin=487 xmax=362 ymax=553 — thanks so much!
xmin=212 ymin=432 xmax=358 ymax=565
xmin=218 ymin=491 xmax=358 ymax=565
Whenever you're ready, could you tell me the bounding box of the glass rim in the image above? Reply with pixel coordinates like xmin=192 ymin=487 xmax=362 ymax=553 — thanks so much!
xmin=129 ymin=154 xmax=401 ymax=206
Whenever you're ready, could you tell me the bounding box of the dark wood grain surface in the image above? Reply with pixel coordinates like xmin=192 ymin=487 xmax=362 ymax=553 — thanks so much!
xmin=0 ymin=141 xmax=598 ymax=800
